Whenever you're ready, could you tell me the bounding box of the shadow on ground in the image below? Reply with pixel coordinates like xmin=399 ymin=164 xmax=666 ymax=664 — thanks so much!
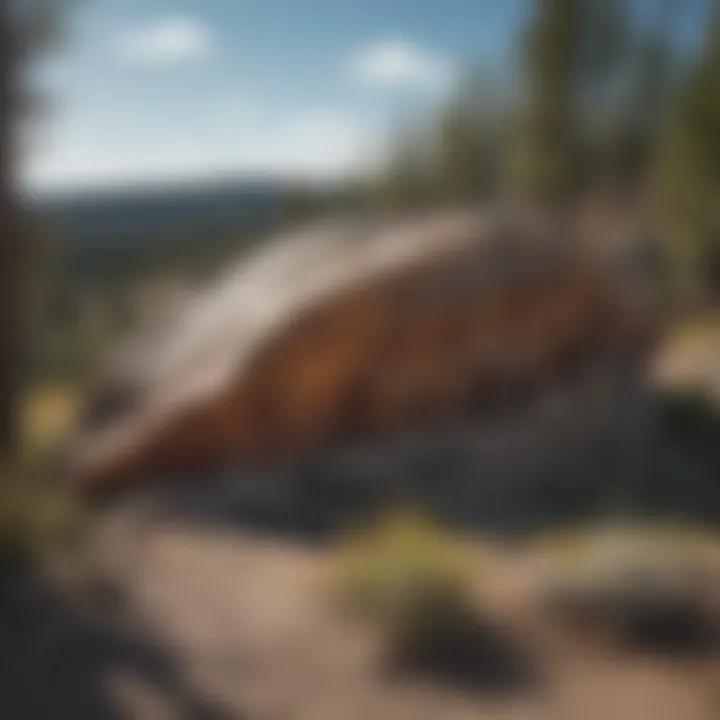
xmin=617 ymin=604 xmax=720 ymax=657
xmin=386 ymin=612 xmax=540 ymax=696
xmin=0 ymin=570 xmax=235 ymax=720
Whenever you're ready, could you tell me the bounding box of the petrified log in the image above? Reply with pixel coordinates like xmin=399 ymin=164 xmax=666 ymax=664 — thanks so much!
xmin=71 ymin=209 xmax=660 ymax=496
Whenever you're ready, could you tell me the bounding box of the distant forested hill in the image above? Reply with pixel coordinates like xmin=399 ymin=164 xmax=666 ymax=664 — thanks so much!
xmin=26 ymin=180 xmax=309 ymax=381
xmin=30 ymin=180 xmax=291 ymax=284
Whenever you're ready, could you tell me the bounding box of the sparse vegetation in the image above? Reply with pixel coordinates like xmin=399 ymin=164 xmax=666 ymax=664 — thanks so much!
xmin=0 ymin=385 xmax=78 ymax=571
xmin=334 ymin=509 xmax=482 ymax=662
xmin=537 ymin=523 xmax=720 ymax=653
xmin=0 ymin=457 xmax=76 ymax=571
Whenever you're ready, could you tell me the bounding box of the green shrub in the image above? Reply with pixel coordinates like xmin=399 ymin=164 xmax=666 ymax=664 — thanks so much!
xmin=334 ymin=508 xmax=478 ymax=639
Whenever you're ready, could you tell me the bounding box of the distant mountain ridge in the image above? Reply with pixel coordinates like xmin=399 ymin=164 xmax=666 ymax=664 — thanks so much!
xmin=29 ymin=179 xmax=296 ymax=285
xmin=32 ymin=179 xmax=286 ymax=251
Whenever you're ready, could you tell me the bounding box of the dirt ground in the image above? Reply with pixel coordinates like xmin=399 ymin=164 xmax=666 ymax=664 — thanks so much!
xmin=2 ymin=320 xmax=720 ymax=720
xmin=2 ymin=494 xmax=720 ymax=720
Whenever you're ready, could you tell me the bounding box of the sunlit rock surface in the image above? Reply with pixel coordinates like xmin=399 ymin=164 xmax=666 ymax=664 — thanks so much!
xmin=71 ymin=208 xmax=660 ymax=501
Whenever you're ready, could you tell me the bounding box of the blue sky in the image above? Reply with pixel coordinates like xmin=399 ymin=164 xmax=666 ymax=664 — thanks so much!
xmin=25 ymin=0 xmax=709 ymax=193
xmin=26 ymin=0 xmax=530 ymax=191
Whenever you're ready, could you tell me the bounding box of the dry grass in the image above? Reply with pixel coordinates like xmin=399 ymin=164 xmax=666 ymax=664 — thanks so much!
xmin=21 ymin=383 xmax=79 ymax=455
xmin=0 ymin=384 xmax=79 ymax=570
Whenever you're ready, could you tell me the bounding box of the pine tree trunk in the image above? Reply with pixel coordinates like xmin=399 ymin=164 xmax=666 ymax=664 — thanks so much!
xmin=0 ymin=8 xmax=23 ymax=457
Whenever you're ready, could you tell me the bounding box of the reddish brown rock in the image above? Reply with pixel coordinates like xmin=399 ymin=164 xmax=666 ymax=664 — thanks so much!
xmin=71 ymin=209 xmax=661 ymax=496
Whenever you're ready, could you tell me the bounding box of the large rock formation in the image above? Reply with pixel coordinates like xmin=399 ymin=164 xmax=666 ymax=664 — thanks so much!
xmin=71 ymin=208 xmax=661 ymax=501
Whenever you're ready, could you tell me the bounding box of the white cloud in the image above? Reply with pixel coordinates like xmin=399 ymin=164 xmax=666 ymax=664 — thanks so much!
xmin=24 ymin=107 xmax=377 ymax=191
xmin=114 ymin=16 xmax=212 ymax=66
xmin=351 ymin=39 xmax=453 ymax=91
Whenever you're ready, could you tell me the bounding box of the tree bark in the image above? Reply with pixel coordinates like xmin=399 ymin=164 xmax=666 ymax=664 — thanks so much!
xmin=0 ymin=6 xmax=23 ymax=457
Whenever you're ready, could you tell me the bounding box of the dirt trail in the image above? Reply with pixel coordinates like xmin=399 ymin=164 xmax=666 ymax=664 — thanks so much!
xmin=3 ymin=497 xmax=720 ymax=720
